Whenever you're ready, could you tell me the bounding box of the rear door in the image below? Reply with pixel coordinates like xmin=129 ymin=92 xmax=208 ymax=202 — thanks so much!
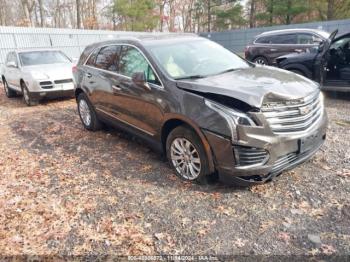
xmin=82 ymin=45 xmax=122 ymax=115
xmin=267 ymin=33 xmax=298 ymax=64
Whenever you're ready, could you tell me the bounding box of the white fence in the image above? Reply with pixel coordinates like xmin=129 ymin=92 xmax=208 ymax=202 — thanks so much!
xmin=0 ymin=26 xmax=171 ymax=65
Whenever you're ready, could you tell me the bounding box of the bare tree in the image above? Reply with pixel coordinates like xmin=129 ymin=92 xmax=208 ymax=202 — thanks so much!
xmin=76 ymin=0 xmax=81 ymax=28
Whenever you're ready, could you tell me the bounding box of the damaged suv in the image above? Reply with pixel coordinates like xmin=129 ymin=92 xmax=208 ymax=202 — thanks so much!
xmin=73 ymin=36 xmax=327 ymax=186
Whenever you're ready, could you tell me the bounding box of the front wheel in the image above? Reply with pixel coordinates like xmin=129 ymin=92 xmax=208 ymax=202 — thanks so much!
xmin=3 ymin=79 xmax=17 ymax=98
xmin=21 ymin=82 xmax=38 ymax=106
xmin=166 ymin=126 xmax=211 ymax=183
xmin=77 ymin=92 xmax=102 ymax=131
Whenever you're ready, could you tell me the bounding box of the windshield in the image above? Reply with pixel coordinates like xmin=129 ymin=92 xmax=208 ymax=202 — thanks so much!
xmin=146 ymin=39 xmax=250 ymax=79
xmin=19 ymin=51 xmax=71 ymax=66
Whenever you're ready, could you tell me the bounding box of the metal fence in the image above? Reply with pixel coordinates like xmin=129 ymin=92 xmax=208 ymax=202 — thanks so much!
xmin=0 ymin=26 xmax=171 ymax=65
xmin=1 ymin=18 xmax=350 ymax=65
xmin=200 ymin=18 xmax=350 ymax=53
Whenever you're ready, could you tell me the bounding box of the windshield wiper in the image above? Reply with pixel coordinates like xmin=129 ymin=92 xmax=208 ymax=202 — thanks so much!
xmin=214 ymin=68 xmax=237 ymax=76
xmin=174 ymin=75 xmax=206 ymax=80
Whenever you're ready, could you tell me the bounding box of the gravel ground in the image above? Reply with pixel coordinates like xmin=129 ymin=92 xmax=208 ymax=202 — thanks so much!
xmin=0 ymin=84 xmax=349 ymax=257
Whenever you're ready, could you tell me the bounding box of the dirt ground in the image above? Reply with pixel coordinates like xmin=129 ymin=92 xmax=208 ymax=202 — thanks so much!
xmin=0 ymin=84 xmax=349 ymax=257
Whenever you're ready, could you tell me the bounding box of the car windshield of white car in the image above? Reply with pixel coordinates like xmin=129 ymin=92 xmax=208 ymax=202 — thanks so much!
xmin=19 ymin=51 xmax=71 ymax=66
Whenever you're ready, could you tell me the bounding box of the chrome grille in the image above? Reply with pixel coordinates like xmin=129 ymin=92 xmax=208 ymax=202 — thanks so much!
xmin=234 ymin=146 xmax=269 ymax=167
xmin=261 ymin=92 xmax=322 ymax=134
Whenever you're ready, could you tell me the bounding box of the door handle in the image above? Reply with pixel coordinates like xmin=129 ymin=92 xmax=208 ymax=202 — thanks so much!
xmin=270 ymin=48 xmax=277 ymax=51
xmin=85 ymin=73 xmax=92 ymax=78
xmin=294 ymin=49 xmax=303 ymax=53
xmin=112 ymin=84 xmax=122 ymax=91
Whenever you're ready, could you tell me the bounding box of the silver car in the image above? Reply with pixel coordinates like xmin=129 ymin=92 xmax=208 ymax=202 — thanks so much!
xmin=1 ymin=49 xmax=75 ymax=106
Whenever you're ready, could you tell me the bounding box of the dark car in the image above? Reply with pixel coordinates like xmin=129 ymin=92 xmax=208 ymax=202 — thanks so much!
xmin=276 ymin=30 xmax=350 ymax=92
xmin=245 ymin=29 xmax=330 ymax=65
xmin=73 ymin=35 xmax=327 ymax=186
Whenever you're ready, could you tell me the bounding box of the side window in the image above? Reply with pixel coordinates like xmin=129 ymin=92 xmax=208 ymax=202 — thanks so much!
xmin=255 ymin=36 xmax=271 ymax=44
xmin=85 ymin=49 xmax=99 ymax=66
xmin=94 ymin=45 xmax=121 ymax=71
xmin=119 ymin=46 xmax=160 ymax=85
xmin=271 ymin=34 xmax=297 ymax=44
xmin=297 ymin=34 xmax=321 ymax=44
xmin=6 ymin=53 xmax=18 ymax=67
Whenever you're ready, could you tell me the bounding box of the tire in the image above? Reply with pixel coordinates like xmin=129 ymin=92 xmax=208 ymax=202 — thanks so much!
xmin=77 ymin=92 xmax=102 ymax=131
xmin=3 ymin=78 xmax=17 ymax=98
xmin=253 ymin=56 xmax=268 ymax=65
xmin=21 ymin=82 xmax=38 ymax=106
xmin=166 ymin=126 xmax=211 ymax=183
xmin=289 ymin=69 xmax=305 ymax=76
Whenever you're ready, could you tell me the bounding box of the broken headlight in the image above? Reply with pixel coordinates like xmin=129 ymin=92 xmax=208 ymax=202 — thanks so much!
xmin=205 ymin=99 xmax=256 ymax=141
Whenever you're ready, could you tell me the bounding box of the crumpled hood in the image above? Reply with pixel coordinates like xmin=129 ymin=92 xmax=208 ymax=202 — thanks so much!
xmin=23 ymin=63 xmax=73 ymax=80
xmin=176 ymin=66 xmax=319 ymax=108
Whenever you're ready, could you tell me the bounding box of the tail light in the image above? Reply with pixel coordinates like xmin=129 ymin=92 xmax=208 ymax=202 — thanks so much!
xmin=72 ymin=65 xmax=78 ymax=74
xmin=244 ymin=46 xmax=250 ymax=58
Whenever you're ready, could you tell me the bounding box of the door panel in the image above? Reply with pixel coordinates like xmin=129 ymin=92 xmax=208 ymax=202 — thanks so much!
xmin=110 ymin=45 xmax=164 ymax=136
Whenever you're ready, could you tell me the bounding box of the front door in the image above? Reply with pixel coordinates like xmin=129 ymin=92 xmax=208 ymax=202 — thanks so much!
xmin=109 ymin=45 xmax=165 ymax=136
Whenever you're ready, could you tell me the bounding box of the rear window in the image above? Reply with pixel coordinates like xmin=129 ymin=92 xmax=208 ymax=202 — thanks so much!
xmin=255 ymin=36 xmax=271 ymax=44
xmin=256 ymin=34 xmax=297 ymax=44
xmin=94 ymin=45 xmax=121 ymax=71
xmin=271 ymin=34 xmax=297 ymax=44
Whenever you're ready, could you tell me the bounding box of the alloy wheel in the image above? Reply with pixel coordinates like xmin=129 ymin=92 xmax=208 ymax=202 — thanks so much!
xmin=79 ymin=99 xmax=92 ymax=127
xmin=254 ymin=58 xmax=266 ymax=65
xmin=23 ymin=87 xmax=30 ymax=103
xmin=170 ymin=138 xmax=201 ymax=180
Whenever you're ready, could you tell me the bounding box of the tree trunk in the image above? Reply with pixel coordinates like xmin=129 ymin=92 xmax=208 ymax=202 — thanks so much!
xmin=76 ymin=0 xmax=81 ymax=28
xmin=327 ymin=0 xmax=334 ymax=20
xmin=249 ymin=0 xmax=255 ymax=28
xmin=207 ymin=0 xmax=211 ymax=32
xmin=286 ymin=0 xmax=292 ymax=24
xmin=21 ymin=0 xmax=32 ymax=26
xmin=268 ymin=0 xmax=274 ymax=25
xmin=38 ymin=0 xmax=44 ymax=26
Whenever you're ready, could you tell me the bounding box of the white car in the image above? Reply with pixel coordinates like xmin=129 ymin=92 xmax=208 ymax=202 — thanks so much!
xmin=1 ymin=49 xmax=75 ymax=106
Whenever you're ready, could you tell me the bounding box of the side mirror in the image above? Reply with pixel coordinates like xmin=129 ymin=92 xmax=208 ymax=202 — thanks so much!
xmin=131 ymin=72 xmax=150 ymax=90
xmin=6 ymin=61 xmax=17 ymax=68
xmin=318 ymin=43 xmax=324 ymax=53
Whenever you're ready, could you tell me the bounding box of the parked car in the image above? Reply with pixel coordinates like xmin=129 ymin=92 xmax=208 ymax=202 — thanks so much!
xmin=245 ymin=29 xmax=330 ymax=65
xmin=276 ymin=30 xmax=350 ymax=92
xmin=1 ymin=49 xmax=75 ymax=106
xmin=73 ymin=36 xmax=327 ymax=186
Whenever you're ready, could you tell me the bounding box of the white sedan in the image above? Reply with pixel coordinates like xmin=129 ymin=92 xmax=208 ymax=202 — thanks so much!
xmin=1 ymin=49 xmax=75 ymax=106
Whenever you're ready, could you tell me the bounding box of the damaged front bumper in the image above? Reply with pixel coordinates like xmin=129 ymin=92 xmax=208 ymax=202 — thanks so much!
xmin=203 ymin=109 xmax=328 ymax=186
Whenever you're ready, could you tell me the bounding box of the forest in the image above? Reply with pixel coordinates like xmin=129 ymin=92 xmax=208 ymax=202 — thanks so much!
xmin=0 ymin=0 xmax=349 ymax=32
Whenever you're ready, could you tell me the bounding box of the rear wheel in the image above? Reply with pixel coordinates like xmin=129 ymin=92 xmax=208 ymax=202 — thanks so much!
xmin=3 ymin=78 xmax=16 ymax=98
xmin=77 ymin=92 xmax=102 ymax=131
xmin=166 ymin=126 xmax=211 ymax=183
xmin=21 ymin=82 xmax=38 ymax=106
xmin=253 ymin=56 xmax=268 ymax=65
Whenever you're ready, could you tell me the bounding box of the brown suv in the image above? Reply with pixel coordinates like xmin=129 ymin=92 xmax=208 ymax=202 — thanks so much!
xmin=245 ymin=29 xmax=330 ymax=65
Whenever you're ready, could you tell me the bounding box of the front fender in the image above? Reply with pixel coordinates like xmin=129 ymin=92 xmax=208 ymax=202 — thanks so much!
xmin=282 ymin=63 xmax=312 ymax=79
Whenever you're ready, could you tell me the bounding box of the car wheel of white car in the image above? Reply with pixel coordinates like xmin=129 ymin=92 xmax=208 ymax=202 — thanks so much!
xmin=3 ymin=79 xmax=16 ymax=98
xmin=77 ymin=92 xmax=102 ymax=131
xmin=21 ymin=82 xmax=38 ymax=106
